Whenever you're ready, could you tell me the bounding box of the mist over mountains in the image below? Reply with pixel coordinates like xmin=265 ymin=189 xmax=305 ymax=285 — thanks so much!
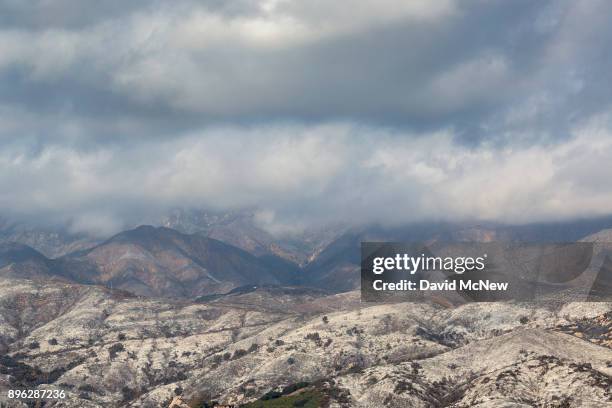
xmin=4 ymin=209 xmax=612 ymax=299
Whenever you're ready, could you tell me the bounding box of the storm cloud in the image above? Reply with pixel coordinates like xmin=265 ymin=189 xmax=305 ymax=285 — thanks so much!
xmin=1 ymin=0 xmax=612 ymax=235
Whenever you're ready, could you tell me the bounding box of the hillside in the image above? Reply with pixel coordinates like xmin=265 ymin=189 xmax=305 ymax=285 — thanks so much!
xmin=0 ymin=243 xmax=57 ymax=280
xmin=0 ymin=277 xmax=610 ymax=407
xmin=54 ymin=226 xmax=303 ymax=298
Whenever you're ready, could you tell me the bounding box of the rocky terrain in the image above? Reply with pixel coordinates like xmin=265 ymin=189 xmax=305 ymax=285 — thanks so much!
xmin=0 ymin=276 xmax=609 ymax=407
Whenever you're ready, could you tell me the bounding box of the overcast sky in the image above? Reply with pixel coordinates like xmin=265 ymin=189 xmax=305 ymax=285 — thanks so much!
xmin=1 ymin=0 xmax=612 ymax=236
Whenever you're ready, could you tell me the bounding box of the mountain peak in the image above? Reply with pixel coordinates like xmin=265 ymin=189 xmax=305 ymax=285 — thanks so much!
xmin=51 ymin=225 xmax=295 ymax=298
xmin=0 ymin=242 xmax=47 ymax=264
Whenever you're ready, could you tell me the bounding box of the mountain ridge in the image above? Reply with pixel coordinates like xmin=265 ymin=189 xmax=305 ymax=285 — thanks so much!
xmin=5 ymin=221 xmax=612 ymax=299
xmin=1 ymin=226 xmax=305 ymax=298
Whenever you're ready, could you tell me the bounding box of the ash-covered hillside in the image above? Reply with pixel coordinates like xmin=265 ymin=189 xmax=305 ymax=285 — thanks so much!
xmin=0 ymin=277 xmax=610 ymax=407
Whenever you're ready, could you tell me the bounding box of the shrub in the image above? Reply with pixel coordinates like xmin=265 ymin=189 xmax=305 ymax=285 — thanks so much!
xmin=261 ymin=390 xmax=282 ymax=400
xmin=281 ymin=382 xmax=309 ymax=395
xmin=232 ymin=349 xmax=248 ymax=360
xmin=108 ymin=343 xmax=125 ymax=360
xmin=248 ymin=343 xmax=259 ymax=353
xmin=121 ymin=386 xmax=137 ymax=402
xmin=305 ymin=332 xmax=321 ymax=342
xmin=305 ymin=332 xmax=322 ymax=346
xmin=78 ymin=384 xmax=96 ymax=393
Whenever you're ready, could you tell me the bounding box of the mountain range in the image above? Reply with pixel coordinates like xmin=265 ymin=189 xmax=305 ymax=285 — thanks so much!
xmin=5 ymin=214 xmax=612 ymax=299
xmin=1 ymin=226 xmax=305 ymax=298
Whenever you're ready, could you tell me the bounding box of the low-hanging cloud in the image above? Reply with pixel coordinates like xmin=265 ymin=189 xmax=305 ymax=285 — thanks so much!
xmin=2 ymin=117 xmax=612 ymax=236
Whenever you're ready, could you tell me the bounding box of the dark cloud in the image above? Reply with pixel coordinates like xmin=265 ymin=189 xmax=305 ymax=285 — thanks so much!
xmin=1 ymin=1 xmax=610 ymax=132
xmin=0 ymin=0 xmax=161 ymax=29
xmin=0 ymin=0 xmax=611 ymax=235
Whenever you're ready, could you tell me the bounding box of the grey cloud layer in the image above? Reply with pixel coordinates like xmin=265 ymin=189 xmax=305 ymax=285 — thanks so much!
xmin=3 ymin=0 xmax=610 ymax=129
xmin=1 ymin=0 xmax=612 ymax=234
xmin=3 ymin=120 xmax=612 ymax=236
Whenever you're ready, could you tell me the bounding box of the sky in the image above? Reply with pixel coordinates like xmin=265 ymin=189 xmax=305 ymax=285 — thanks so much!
xmin=1 ymin=0 xmax=612 ymax=236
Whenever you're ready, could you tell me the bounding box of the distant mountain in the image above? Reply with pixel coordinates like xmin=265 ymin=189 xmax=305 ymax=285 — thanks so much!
xmin=5 ymin=214 xmax=612 ymax=296
xmin=302 ymin=223 xmax=479 ymax=291
xmin=161 ymin=208 xmax=344 ymax=265
xmin=303 ymin=231 xmax=361 ymax=292
xmin=303 ymin=219 xmax=612 ymax=292
xmin=0 ymin=218 xmax=99 ymax=258
xmin=0 ymin=208 xmax=344 ymax=267
xmin=0 ymin=243 xmax=55 ymax=280
xmin=53 ymin=225 xmax=302 ymax=297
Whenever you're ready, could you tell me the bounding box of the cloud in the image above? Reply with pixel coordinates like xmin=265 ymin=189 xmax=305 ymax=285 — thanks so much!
xmin=0 ymin=1 xmax=612 ymax=235
xmin=1 ymin=1 xmax=609 ymax=129
xmin=2 ymin=116 xmax=612 ymax=236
